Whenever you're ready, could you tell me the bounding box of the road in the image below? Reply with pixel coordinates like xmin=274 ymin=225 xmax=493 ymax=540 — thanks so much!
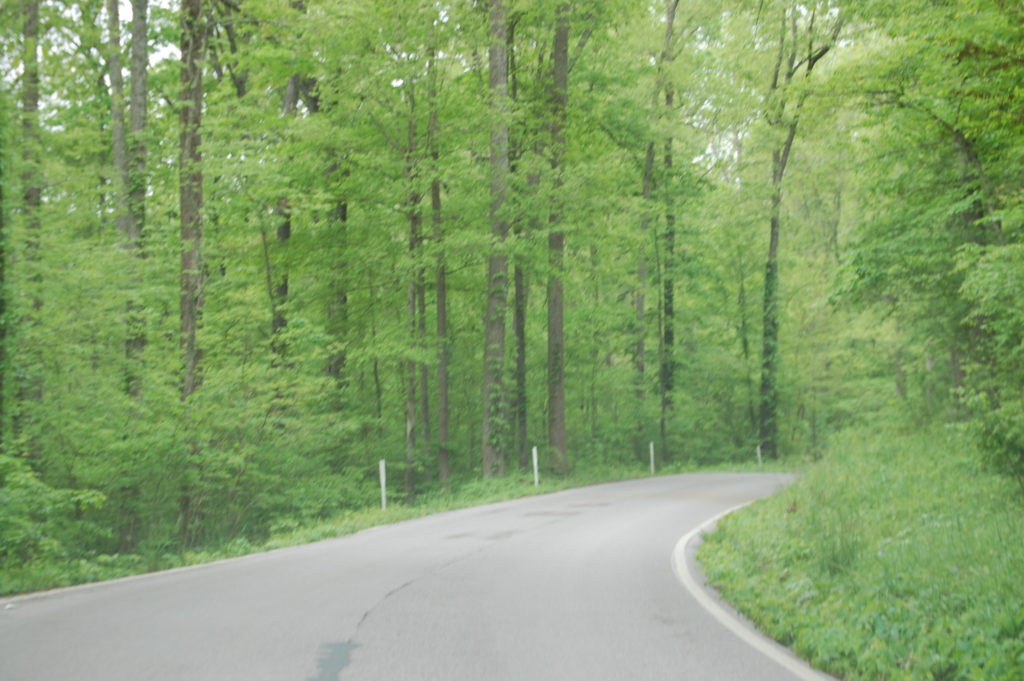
xmin=0 ymin=473 xmax=834 ymax=681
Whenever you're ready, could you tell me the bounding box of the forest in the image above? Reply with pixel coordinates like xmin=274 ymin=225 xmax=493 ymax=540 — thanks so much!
xmin=0 ymin=0 xmax=1021 ymax=608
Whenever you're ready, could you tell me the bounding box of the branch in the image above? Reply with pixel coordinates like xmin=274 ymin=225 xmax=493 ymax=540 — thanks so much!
xmin=568 ymin=25 xmax=593 ymax=73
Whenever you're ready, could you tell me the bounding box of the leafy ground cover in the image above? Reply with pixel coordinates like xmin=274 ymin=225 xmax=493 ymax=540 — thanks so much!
xmin=699 ymin=422 xmax=1024 ymax=681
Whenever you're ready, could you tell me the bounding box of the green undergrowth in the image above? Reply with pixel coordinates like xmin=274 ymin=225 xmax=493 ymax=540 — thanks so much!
xmin=1 ymin=456 xmax=797 ymax=597
xmin=699 ymin=422 xmax=1024 ymax=681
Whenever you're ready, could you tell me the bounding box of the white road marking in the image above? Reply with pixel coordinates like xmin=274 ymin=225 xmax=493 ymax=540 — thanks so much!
xmin=671 ymin=503 xmax=837 ymax=681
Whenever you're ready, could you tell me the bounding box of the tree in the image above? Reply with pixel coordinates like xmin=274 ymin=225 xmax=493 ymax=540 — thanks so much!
xmin=656 ymin=0 xmax=679 ymax=457
xmin=105 ymin=0 xmax=132 ymax=241
xmin=128 ymin=0 xmax=148 ymax=239
xmin=178 ymin=0 xmax=205 ymax=547
xmin=755 ymin=2 xmax=841 ymax=459
xmin=482 ymin=0 xmax=510 ymax=478
xmin=427 ymin=33 xmax=450 ymax=487
xmin=546 ymin=3 xmax=569 ymax=474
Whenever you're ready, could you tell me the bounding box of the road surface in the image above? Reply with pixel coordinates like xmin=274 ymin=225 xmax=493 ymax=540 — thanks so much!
xmin=0 ymin=473 xmax=834 ymax=681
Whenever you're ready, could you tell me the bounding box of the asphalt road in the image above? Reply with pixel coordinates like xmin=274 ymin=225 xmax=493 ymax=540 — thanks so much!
xmin=0 ymin=473 xmax=834 ymax=681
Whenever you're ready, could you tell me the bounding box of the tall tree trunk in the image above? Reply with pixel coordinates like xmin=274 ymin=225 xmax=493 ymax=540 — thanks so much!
xmin=269 ymin=197 xmax=290 ymax=356
xmin=426 ymin=34 xmax=449 ymax=487
xmin=108 ymin=0 xmax=148 ymax=396
xmin=507 ymin=19 xmax=537 ymax=472
xmin=660 ymin=128 xmax=675 ymax=456
xmin=180 ymin=0 xmax=204 ymax=400
xmin=105 ymin=0 xmax=133 ymax=240
xmin=736 ymin=253 xmax=757 ymax=434
xmin=325 ymin=167 xmax=349 ymax=384
xmin=405 ymin=85 xmax=422 ymax=500
xmin=433 ymin=173 xmax=449 ymax=485
xmin=269 ymin=75 xmax=304 ymax=356
xmin=123 ymin=0 xmax=149 ymax=397
xmin=657 ymin=0 xmax=679 ymax=458
xmin=417 ymin=268 xmax=431 ymax=451
xmin=128 ymin=0 xmax=148 ymax=243
xmin=513 ymin=248 xmax=528 ymax=469
xmin=22 ymin=0 xmax=41 ymax=295
xmin=506 ymin=17 xmax=529 ymax=472
xmin=635 ymin=140 xmax=655 ymax=454
xmin=179 ymin=0 xmax=205 ymax=547
xmin=758 ymin=173 xmax=784 ymax=459
xmin=546 ymin=3 xmax=569 ymax=474
xmin=22 ymin=0 xmax=40 ymax=234
xmin=15 ymin=0 xmax=43 ymax=446
xmin=405 ymin=279 xmax=417 ymax=502
xmin=482 ymin=0 xmax=510 ymax=478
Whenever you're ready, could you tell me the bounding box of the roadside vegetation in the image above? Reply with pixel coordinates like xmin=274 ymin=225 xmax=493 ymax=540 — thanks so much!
xmin=699 ymin=418 xmax=1024 ymax=681
xmin=1 ymin=456 xmax=789 ymax=597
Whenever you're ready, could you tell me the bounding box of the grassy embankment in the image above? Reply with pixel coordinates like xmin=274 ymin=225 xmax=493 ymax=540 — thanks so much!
xmin=1 ymin=456 xmax=789 ymax=597
xmin=699 ymin=422 xmax=1024 ymax=681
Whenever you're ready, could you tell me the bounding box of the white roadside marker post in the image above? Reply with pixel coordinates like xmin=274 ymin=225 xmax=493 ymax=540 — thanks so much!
xmin=532 ymin=446 xmax=539 ymax=487
xmin=379 ymin=459 xmax=387 ymax=510
xmin=756 ymin=444 xmax=763 ymax=468
xmin=649 ymin=441 xmax=655 ymax=475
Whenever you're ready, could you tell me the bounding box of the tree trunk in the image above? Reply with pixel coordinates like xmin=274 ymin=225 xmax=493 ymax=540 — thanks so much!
xmin=325 ymin=175 xmax=349 ymax=383
xmin=22 ymin=0 xmax=41 ymax=294
xmin=546 ymin=3 xmax=569 ymax=474
xmin=124 ymin=0 xmax=149 ymax=397
xmin=105 ymin=0 xmax=133 ymax=240
xmin=269 ymin=75 xmax=304 ymax=355
xmin=657 ymin=0 xmax=679 ymax=458
xmin=757 ymin=7 xmax=841 ymax=459
xmin=269 ymin=198 xmax=290 ymax=356
xmin=427 ymin=39 xmax=449 ymax=486
xmin=736 ymin=254 xmax=756 ymax=434
xmin=128 ymin=0 xmax=148 ymax=243
xmin=434 ymin=176 xmax=449 ymax=485
xmin=404 ymin=81 xmax=423 ymax=500
xmin=758 ymin=181 xmax=782 ymax=460
xmin=180 ymin=0 xmax=204 ymax=401
xmin=417 ymin=273 xmax=431 ymax=451
xmin=635 ymin=140 xmax=655 ymax=455
xmin=482 ymin=0 xmax=510 ymax=478
xmin=513 ymin=254 xmax=528 ymax=469
xmin=178 ymin=0 xmax=205 ymax=548
xmin=405 ymin=278 xmax=417 ymax=502
xmin=660 ymin=126 xmax=675 ymax=457
xmin=22 ymin=0 xmax=40 ymax=236
xmin=14 ymin=0 xmax=43 ymax=445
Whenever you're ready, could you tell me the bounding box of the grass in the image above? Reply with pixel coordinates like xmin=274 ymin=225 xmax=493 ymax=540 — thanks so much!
xmin=698 ymin=421 xmax=1024 ymax=681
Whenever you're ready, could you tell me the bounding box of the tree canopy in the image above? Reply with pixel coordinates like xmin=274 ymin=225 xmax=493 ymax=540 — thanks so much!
xmin=1 ymin=0 xmax=1021 ymax=583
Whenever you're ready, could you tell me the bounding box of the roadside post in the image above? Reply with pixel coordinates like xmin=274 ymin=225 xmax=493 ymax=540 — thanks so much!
xmin=379 ymin=459 xmax=387 ymax=510
xmin=532 ymin=446 xmax=539 ymax=487
xmin=650 ymin=441 xmax=655 ymax=475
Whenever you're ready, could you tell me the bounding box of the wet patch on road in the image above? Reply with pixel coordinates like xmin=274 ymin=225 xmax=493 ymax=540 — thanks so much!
xmin=307 ymin=641 xmax=357 ymax=681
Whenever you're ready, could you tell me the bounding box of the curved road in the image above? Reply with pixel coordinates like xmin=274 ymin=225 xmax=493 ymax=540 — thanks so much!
xmin=0 ymin=473 xmax=834 ymax=681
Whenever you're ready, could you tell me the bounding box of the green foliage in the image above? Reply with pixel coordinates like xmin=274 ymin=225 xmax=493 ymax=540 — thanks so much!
xmin=700 ymin=422 xmax=1024 ymax=681
xmin=0 ymin=459 xmax=657 ymax=596
xmin=1 ymin=0 xmax=1021 ymax=630
xmin=960 ymin=244 xmax=1024 ymax=492
xmin=0 ymin=454 xmax=105 ymax=586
